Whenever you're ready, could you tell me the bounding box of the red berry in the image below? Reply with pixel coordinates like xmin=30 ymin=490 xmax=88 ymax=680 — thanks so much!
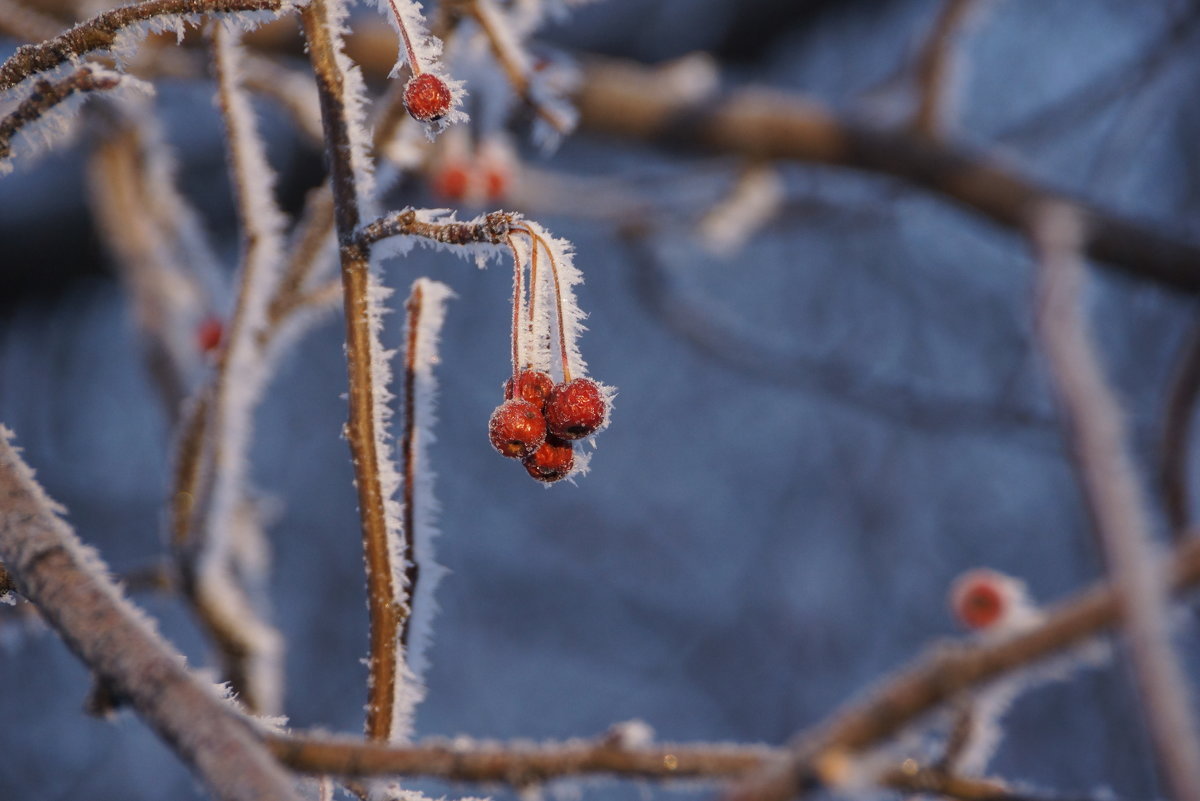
xmin=434 ymin=163 xmax=470 ymax=200
xmin=504 ymin=369 xmax=554 ymax=410
xmin=488 ymin=399 xmax=546 ymax=458
xmin=950 ymin=570 xmax=1007 ymax=630
xmin=403 ymin=73 xmax=453 ymax=123
xmin=523 ymin=435 xmax=574 ymax=483
xmin=196 ymin=316 xmax=223 ymax=355
xmin=545 ymin=378 xmax=606 ymax=440
xmin=484 ymin=167 xmax=508 ymax=202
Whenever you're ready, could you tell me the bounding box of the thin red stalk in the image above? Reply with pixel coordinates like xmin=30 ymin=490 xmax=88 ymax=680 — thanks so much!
xmin=513 ymin=225 xmax=571 ymax=382
xmin=387 ymin=0 xmax=422 ymax=75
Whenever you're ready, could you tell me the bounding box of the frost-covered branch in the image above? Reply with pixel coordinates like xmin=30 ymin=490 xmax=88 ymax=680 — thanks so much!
xmin=0 ymin=65 xmax=140 ymax=171
xmin=357 ymin=208 xmax=512 ymax=248
xmin=574 ymin=58 xmax=1200 ymax=294
xmin=723 ymin=534 xmax=1200 ymax=801
xmin=1161 ymin=320 xmax=1200 ymax=538
xmin=0 ymin=426 xmax=301 ymax=801
xmin=300 ymin=0 xmax=415 ymax=744
xmin=171 ymin=21 xmax=289 ymax=716
xmin=1030 ymin=203 xmax=1200 ymax=801
xmin=0 ymin=0 xmax=301 ymax=92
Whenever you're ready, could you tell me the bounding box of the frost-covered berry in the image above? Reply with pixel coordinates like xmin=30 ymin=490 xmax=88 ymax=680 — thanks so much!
xmin=523 ymin=435 xmax=574 ymax=483
xmin=403 ymin=73 xmax=453 ymax=123
xmin=950 ymin=569 xmax=1011 ymax=630
xmin=488 ymin=399 xmax=547 ymax=458
xmin=504 ymin=369 xmax=554 ymax=411
xmin=545 ymin=378 xmax=606 ymax=440
xmin=196 ymin=316 xmax=224 ymax=355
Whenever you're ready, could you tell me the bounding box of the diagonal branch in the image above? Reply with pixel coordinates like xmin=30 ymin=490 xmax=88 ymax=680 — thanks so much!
xmin=1161 ymin=320 xmax=1200 ymax=539
xmin=0 ymin=426 xmax=301 ymax=801
xmin=0 ymin=65 xmax=124 ymax=161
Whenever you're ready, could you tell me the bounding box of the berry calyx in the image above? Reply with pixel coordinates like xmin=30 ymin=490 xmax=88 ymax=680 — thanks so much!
xmin=504 ymin=369 xmax=554 ymax=411
xmin=488 ymin=399 xmax=546 ymax=458
xmin=196 ymin=316 xmax=224 ymax=356
xmin=545 ymin=378 xmax=606 ymax=440
xmin=950 ymin=569 xmax=1008 ymax=630
xmin=523 ymin=435 xmax=574 ymax=483
xmin=403 ymin=73 xmax=453 ymax=123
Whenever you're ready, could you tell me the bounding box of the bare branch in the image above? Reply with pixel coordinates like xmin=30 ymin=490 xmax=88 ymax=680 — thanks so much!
xmin=1161 ymin=321 xmax=1200 ymax=538
xmin=1030 ymin=202 xmax=1200 ymax=801
xmin=0 ymin=426 xmax=301 ymax=801
xmin=911 ymin=0 xmax=977 ymax=138
xmin=575 ymin=58 xmax=1200 ymax=294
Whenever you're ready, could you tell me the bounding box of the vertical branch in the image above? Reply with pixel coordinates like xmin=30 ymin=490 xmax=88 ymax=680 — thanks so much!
xmin=175 ymin=21 xmax=289 ymax=715
xmin=1161 ymin=321 xmax=1200 ymax=539
xmin=1029 ymin=202 xmax=1200 ymax=801
xmin=300 ymin=0 xmax=413 ymax=744
xmin=0 ymin=427 xmax=301 ymax=801
xmin=399 ymin=278 xmax=452 ymax=675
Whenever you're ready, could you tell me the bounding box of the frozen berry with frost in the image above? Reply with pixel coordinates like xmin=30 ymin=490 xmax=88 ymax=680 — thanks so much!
xmin=523 ymin=435 xmax=574 ymax=483
xmin=504 ymin=369 xmax=554 ymax=411
xmin=950 ymin=569 xmax=1014 ymax=630
xmin=403 ymin=73 xmax=453 ymax=123
xmin=545 ymin=378 xmax=606 ymax=440
xmin=196 ymin=316 xmax=224 ymax=356
xmin=488 ymin=399 xmax=546 ymax=458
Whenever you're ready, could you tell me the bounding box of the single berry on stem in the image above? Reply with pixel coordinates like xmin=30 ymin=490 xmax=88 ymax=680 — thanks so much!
xmin=545 ymin=377 xmax=606 ymax=440
xmin=523 ymin=435 xmax=574 ymax=483
xmin=505 ymin=369 xmax=554 ymax=410
xmin=404 ymin=73 xmax=453 ymax=122
xmin=488 ymin=399 xmax=546 ymax=458
xmin=950 ymin=569 xmax=1009 ymax=630
xmin=196 ymin=316 xmax=224 ymax=356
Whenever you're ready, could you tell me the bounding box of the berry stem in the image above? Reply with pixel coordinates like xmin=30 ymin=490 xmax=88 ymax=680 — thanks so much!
xmin=506 ymin=237 xmax=524 ymax=382
xmin=387 ymin=0 xmax=423 ymax=75
xmin=527 ymin=232 xmax=539 ymax=368
xmin=514 ymin=225 xmax=571 ymax=382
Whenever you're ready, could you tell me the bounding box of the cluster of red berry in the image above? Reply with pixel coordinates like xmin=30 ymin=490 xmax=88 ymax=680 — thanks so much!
xmin=489 ymin=369 xmax=607 ymax=483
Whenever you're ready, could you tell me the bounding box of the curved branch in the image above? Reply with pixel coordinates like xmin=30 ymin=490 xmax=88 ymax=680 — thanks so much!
xmin=0 ymin=0 xmax=296 ymax=92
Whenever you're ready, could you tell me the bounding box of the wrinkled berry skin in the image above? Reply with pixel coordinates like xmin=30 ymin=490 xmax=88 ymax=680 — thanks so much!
xmin=545 ymin=378 xmax=606 ymax=440
xmin=488 ymin=399 xmax=546 ymax=458
xmin=523 ymin=435 xmax=574 ymax=483
xmin=504 ymin=369 xmax=554 ymax=411
xmin=403 ymin=73 xmax=453 ymax=122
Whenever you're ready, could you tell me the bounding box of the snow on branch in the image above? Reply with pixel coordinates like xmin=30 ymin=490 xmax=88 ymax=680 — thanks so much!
xmin=0 ymin=0 xmax=306 ymax=93
xmin=0 ymin=426 xmax=302 ymax=801
xmin=0 ymin=64 xmax=150 ymax=175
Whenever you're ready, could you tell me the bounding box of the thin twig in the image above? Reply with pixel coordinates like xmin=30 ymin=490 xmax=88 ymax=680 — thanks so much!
xmin=1029 ymin=202 xmax=1200 ymax=801
xmin=0 ymin=0 xmax=296 ymax=92
xmin=356 ymin=208 xmax=512 ymax=248
xmin=0 ymin=426 xmax=301 ymax=801
xmin=1161 ymin=320 xmax=1200 ymax=539
xmin=0 ymin=65 xmax=121 ymax=160
xmin=724 ymin=533 xmax=1200 ymax=801
xmin=911 ymin=0 xmax=977 ymax=138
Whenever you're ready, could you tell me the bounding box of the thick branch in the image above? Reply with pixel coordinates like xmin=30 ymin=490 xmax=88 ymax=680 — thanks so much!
xmin=0 ymin=427 xmax=300 ymax=801
xmin=574 ymin=59 xmax=1200 ymax=293
xmin=0 ymin=0 xmax=295 ymax=92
